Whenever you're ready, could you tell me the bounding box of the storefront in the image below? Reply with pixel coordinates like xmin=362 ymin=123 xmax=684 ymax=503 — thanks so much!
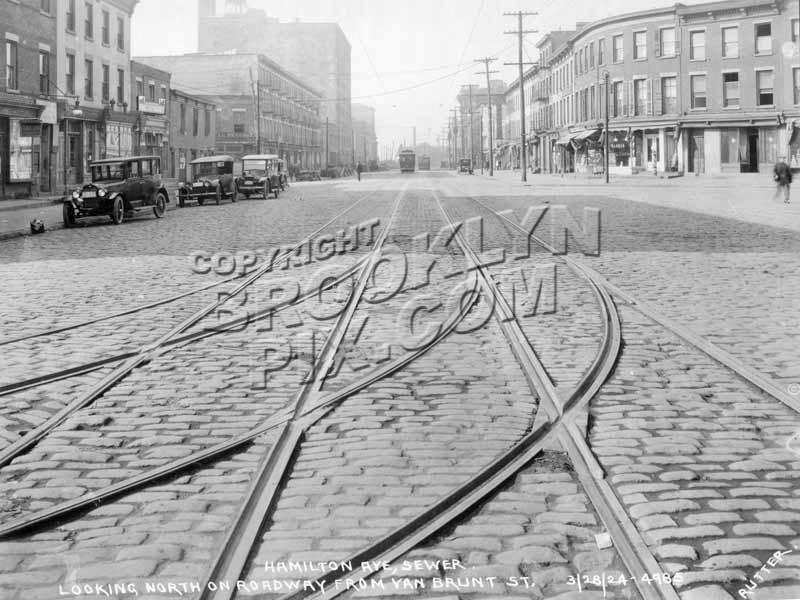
xmin=790 ymin=121 xmax=800 ymax=170
xmin=607 ymin=131 xmax=632 ymax=174
xmin=0 ymin=93 xmax=46 ymax=199
xmin=718 ymin=126 xmax=780 ymax=174
xmin=57 ymin=104 xmax=104 ymax=191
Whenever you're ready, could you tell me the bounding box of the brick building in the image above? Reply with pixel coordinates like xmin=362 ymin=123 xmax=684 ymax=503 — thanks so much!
xmin=137 ymin=53 xmax=321 ymax=170
xmin=0 ymin=0 xmax=57 ymax=198
xmin=197 ymin=0 xmax=351 ymax=168
xmin=130 ymin=60 xmax=169 ymax=168
xmin=520 ymin=0 xmax=800 ymax=176
xmin=168 ymin=88 xmax=217 ymax=181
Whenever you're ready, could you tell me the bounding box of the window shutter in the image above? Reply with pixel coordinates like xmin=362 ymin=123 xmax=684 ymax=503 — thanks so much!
xmin=646 ymin=79 xmax=653 ymax=116
xmin=653 ymin=78 xmax=663 ymax=116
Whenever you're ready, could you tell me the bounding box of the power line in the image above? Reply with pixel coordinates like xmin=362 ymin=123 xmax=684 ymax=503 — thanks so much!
xmin=504 ymin=11 xmax=538 ymax=183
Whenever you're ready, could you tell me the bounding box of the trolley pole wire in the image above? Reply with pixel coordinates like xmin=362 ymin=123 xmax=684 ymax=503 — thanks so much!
xmin=475 ymin=57 xmax=499 ymax=176
xmin=504 ymin=11 xmax=538 ymax=182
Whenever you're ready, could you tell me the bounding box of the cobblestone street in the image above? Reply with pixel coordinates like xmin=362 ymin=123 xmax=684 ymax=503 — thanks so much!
xmin=1 ymin=171 xmax=799 ymax=600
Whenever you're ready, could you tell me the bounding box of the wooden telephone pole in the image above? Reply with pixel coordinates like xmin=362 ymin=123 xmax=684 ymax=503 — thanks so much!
xmin=475 ymin=57 xmax=499 ymax=176
xmin=504 ymin=11 xmax=537 ymax=182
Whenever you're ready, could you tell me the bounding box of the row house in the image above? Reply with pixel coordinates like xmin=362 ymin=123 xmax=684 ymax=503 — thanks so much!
xmin=56 ymin=0 xmax=138 ymax=189
xmin=135 ymin=53 xmax=323 ymax=170
xmin=168 ymin=88 xmax=216 ymax=181
xmin=130 ymin=59 xmax=169 ymax=168
xmin=0 ymin=0 xmax=57 ymax=198
xmin=516 ymin=0 xmax=799 ymax=176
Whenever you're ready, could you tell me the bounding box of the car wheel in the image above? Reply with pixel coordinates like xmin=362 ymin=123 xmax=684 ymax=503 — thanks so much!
xmin=153 ymin=192 xmax=167 ymax=218
xmin=273 ymin=184 xmax=279 ymax=199
xmin=63 ymin=203 xmax=76 ymax=228
xmin=215 ymin=185 xmax=222 ymax=205
xmin=178 ymin=192 xmax=185 ymax=208
xmin=111 ymin=197 xmax=124 ymax=225
xmin=198 ymin=198 xmax=205 ymax=206
xmin=231 ymin=185 xmax=238 ymax=202
xmin=264 ymin=182 xmax=270 ymax=199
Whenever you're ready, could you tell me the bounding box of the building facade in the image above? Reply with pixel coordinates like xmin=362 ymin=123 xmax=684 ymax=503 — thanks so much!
xmin=136 ymin=53 xmax=322 ymax=169
xmin=168 ymin=88 xmax=217 ymax=181
xmin=197 ymin=1 xmax=352 ymax=168
xmin=351 ymin=103 xmax=377 ymax=166
xmin=511 ymin=0 xmax=799 ymax=176
xmin=55 ymin=0 xmax=139 ymax=190
xmin=0 ymin=0 xmax=58 ymax=198
xmin=130 ymin=60 xmax=169 ymax=167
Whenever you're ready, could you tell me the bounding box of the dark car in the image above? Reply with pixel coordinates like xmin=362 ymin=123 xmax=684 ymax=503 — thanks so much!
xmin=237 ymin=154 xmax=285 ymax=199
xmin=459 ymin=159 xmax=473 ymax=174
xmin=63 ymin=156 xmax=169 ymax=226
xmin=178 ymin=155 xmax=237 ymax=206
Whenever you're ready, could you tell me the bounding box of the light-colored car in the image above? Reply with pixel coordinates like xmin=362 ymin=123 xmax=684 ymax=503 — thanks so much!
xmin=178 ymin=155 xmax=237 ymax=206
xmin=237 ymin=154 xmax=286 ymax=199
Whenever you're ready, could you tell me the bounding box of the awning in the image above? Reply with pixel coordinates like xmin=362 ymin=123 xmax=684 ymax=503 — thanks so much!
xmin=555 ymin=134 xmax=572 ymax=145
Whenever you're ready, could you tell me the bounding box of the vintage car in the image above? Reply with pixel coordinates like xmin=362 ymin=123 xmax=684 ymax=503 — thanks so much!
xmin=459 ymin=158 xmax=473 ymax=174
xmin=237 ymin=154 xmax=286 ymax=199
xmin=63 ymin=155 xmax=169 ymax=226
xmin=178 ymin=155 xmax=237 ymax=206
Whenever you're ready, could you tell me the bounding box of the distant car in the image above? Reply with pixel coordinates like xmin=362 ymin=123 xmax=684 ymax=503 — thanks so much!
xmin=63 ymin=155 xmax=169 ymax=226
xmin=296 ymin=170 xmax=321 ymax=182
xmin=459 ymin=159 xmax=473 ymax=174
xmin=237 ymin=154 xmax=286 ymax=199
xmin=178 ymin=155 xmax=237 ymax=206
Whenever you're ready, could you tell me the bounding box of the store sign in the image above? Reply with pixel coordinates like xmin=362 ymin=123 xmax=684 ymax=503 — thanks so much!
xmin=9 ymin=120 xmax=33 ymax=181
xmin=137 ymin=96 xmax=166 ymax=115
xmin=106 ymin=123 xmax=133 ymax=158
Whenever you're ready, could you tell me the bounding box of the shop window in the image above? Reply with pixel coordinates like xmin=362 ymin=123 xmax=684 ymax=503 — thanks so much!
xmin=661 ymin=76 xmax=677 ymax=113
xmin=723 ymin=72 xmax=739 ymax=108
xmin=722 ymin=27 xmax=738 ymax=58
xmin=720 ymin=129 xmax=741 ymax=163
xmin=690 ymin=31 xmax=705 ymax=60
xmin=690 ymin=74 xmax=706 ymax=109
xmin=633 ymin=31 xmax=647 ymax=59
xmin=660 ymin=28 xmax=676 ymax=57
xmin=756 ymin=70 xmax=773 ymax=106
xmin=5 ymin=40 xmax=18 ymax=90
xmin=755 ymin=23 xmax=772 ymax=55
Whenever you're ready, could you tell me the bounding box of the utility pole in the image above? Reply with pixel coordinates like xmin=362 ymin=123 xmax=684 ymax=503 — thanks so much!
xmin=450 ymin=108 xmax=459 ymax=169
xmin=250 ymin=67 xmax=261 ymax=153
xmin=504 ymin=11 xmax=537 ymax=182
xmin=604 ymin=71 xmax=610 ymax=184
xmin=325 ymin=117 xmax=329 ymax=168
xmin=467 ymin=84 xmax=477 ymax=172
xmin=475 ymin=58 xmax=499 ymax=176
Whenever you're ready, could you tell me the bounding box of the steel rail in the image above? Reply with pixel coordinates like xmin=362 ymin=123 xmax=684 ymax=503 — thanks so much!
xmin=468 ymin=195 xmax=800 ymax=415
xmin=197 ymin=185 xmax=407 ymax=600
xmin=0 ymin=186 xmax=388 ymax=470
xmin=270 ymin=190 xmax=657 ymax=600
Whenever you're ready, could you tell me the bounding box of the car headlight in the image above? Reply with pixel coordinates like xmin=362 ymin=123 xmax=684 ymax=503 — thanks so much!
xmin=178 ymin=182 xmax=185 ymax=188
xmin=98 ymin=188 xmax=106 ymax=197
xmin=71 ymin=191 xmax=80 ymax=200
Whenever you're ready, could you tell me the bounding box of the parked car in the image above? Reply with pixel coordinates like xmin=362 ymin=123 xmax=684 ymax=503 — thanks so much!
xmin=178 ymin=155 xmax=237 ymax=206
xmin=63 ymin=155 xmax=169 ymax=226
xmin=237 ymin=154 xmax=285 ymax=198
xmin=459 ymin=158 xmax=473 ymax=174
xmin=296 ymin=170 xmax=321 ymax=182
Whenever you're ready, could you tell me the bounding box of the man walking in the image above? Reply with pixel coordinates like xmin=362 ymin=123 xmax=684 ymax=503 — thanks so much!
xmin=356 ymin=161 xmax=363 ymax=182
xmin=774 ymin=156 xmax=792 ymax=203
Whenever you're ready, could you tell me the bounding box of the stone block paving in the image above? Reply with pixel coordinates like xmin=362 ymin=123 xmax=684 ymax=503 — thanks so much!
xmin=0 ymin=430 xmax=278 ymax=600
xmin=338 ymin=451 xmax=640 ymax=600
xmin=239 ymin=312 xmax=540 ymax=590
xmin=589 ymin=304 xmax=800 ymax=600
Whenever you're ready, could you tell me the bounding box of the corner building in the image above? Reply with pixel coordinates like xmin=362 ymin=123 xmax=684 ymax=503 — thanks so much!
xmin=527 ymin=0 xmax=800 ymax=176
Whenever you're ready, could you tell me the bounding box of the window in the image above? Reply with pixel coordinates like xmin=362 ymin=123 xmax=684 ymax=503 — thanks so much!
xmin=589 ymin=42 xmax=595 ymax=68
xmin=102 ymin=64 xmax=109 ymax=101
xmin=141 ymin=159 xmax=151 ymax=176
xmin=722 ymin=27 xmax=738 ymax=58
xmin=84 ymin=59 xmax=93 ymax=99
xmin=633 ymin=31 xmax=647 ymax=59
xmin=661 ymin=76 xmax=677 ymax=113
xmin=179 ymin=103 xmax=186 ymax=134
xmin=66 ymin=0 xmax=75 ymax=32
xmin=598 ymin=38 xmax=605 ymax=64
xmin=117 ymin=16 xmax=124 ymax=50
xmin=612 ymin=81 xmax=623 ymax=117
xmin=101 ymin=10 xmax=109 ymax=45
xmin=723 ymin=72 xmax=739 ymax=108
xmin=129 ymin=160 xmax=139 ymax=177
xmin=756 ymin=70 xmax=774 ymax=106
xmin=40 ymin=0 xmax=50 ymax=13
xmin=66 ymin=53 xmax=75 ymax=95
xmin=690 ymin=74 xmax=706 ymax=109
xmin=613 ymin=35 xmax=623 ymax=62
xmin=85 ymin=3 xmax=93 ymax=39
xmin=793 ymin=19 xmax=799 ymax=44
xmin=233 ymin=109 xmax=246 ymax=133
xmin=117 ymin=68 xmax=124 ymax=103
xmin=192 ymin=107 xmax=199 ymax=136
xmin=690 ymin=31 xmax=705 ymax=60
xmin=720 ymin=128 xmax=740 ymax=164
xmin=148 ymin=82 xmax=155 ymax=102
xmin=5 ymin=40 xmax=18 ymax=90
xmin=39 ymin=51 xmax=49 ymax=95
xmin=755 ymin=23 xmax=771 ymax=54
xmin=795 ymin=68 xmax=800 ymax=104
xmin=660 ymin=28 xmax=676 ymax=56
xmin=204 ymin=109 xmax=211 ymax=136
xmin=160 ymin=85 xmax=167 ymax=105
xmin=136 ymin=78 xmax=144 ymax=98
xmin=634 ymin=78 xmax=647 ymax=115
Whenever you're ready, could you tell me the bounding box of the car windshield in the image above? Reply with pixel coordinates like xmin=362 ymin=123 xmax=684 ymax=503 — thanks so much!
xmin=91 ymin=163 xmax=125 ymax=182
xmin=242 ymin=160 xmax=268 ymax=176
xmin=193 ymin=162 xmax=231 ymax=177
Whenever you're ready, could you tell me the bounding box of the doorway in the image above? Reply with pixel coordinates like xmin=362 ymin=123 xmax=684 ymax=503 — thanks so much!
xmin=645 ymin=134 xmax=659 ymax=172
xmin=689 ymin=131 xmax=705 ymax=174
xmin=0 ymin=120 xmax=6 ymax=198
xmin=746 ymin=128 xmax=758 ymax=173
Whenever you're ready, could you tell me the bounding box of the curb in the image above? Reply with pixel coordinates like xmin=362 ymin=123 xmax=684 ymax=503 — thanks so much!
xmin=0 ymin=222 xmax=64 ymax=242
xmin=0 ymin=198 xmax=64 ymax=213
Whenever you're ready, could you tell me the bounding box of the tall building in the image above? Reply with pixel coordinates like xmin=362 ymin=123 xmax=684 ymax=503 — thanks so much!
xmin=0 ymin=0 xmax=57 ymax=198
xmin=135 ymin=53 xmax=322 ymax=169
xmin=351 ymin=103 xmax=377 ymax=165
xmin=197 ymin=0 xmax=352 ymax=168
xmin=518 ymin=0 xmax=800 ymax=176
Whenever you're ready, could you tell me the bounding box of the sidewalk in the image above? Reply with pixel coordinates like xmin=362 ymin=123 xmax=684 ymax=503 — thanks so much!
xmin=470 ymin=169 xmax=800 ymax=233
xmin=0 ymin=195 xmax=65 ymax=241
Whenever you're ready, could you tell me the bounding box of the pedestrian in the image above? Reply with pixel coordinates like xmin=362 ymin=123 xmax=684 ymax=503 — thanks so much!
xmin=356 ymin=161 xmax=363 ymax=182
xmin=774 ymin=156 xmax=792 ymax=203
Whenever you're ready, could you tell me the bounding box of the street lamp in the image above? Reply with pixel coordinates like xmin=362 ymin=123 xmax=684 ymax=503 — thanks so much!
xmin=603 ymin=71 xmax=610 ymax=184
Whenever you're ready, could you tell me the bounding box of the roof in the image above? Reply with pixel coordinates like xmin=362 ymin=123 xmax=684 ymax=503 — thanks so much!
xmin=90 ymin=155 xmax=160 ymax=165
xmin=242 ymin=154 xmax=281 ymax=160
xmin=190 ymin=155 xmax=234 ymax=164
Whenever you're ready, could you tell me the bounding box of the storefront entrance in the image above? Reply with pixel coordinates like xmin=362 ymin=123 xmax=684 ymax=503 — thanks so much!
xmin=645 ymin=134 xmax=659 ymax=172
xmin=689 ymin=131 xmax=704 ymax=174
xmin=746 ymin=128 xmax=758 ymax=173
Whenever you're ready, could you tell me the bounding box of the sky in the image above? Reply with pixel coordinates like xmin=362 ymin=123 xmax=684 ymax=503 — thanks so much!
xmin=131 ymin=0 xmax=712 ymax=152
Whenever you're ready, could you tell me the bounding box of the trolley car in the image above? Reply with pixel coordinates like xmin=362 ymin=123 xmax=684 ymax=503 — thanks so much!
xmin=418 ymin=155 xmax=431 ymax=171
xmin=399 ymin=149 xmax=416 ymax=173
